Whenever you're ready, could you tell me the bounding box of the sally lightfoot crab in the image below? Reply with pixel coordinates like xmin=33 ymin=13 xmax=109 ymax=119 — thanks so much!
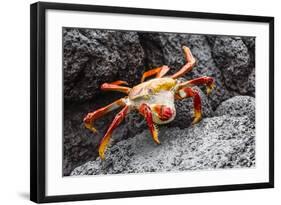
xmin=84 ymin=46 xmax=215 ymax=159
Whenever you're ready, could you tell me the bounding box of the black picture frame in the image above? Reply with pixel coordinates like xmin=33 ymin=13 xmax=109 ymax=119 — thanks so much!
xmin=30 ymin=1 xmax=274 ymax=203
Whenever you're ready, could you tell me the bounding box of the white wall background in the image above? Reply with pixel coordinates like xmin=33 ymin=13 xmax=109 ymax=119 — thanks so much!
xmin=0 ymin=0 xmax=279 ymax=204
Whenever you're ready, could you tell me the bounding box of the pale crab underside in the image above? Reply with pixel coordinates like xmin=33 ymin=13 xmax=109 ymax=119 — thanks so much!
xmin=83 ymin=46 xmax=215 ymax=159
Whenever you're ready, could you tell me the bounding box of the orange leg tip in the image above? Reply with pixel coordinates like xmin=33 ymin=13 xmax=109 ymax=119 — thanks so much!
xmin=192 ymin=118 xmax=200 ymax=125
xmin=85 ymin=123 xmax=98 ymax=133
xmin=99 ymin=134 xmax=112 ymax=160
xmin=152 ymin=132 xmax=160 ymax=144
xmin=98 ymin=138 xmax=110 ymax=160
xmin=99 ymin=152 xmax=105 ymax=160
xmin=152 ymin=125 xmax=161 ymax=144
xmin=154 ymin=139 xmax=161 ymax=144
xmin=91 ymin=127 xmax=98 ymax=133
xmin=98 ymin=142 xmax=108 ymax=160
xmin=206 ymin=83 xmax=215 ymax=95
xmin=152 ymin=131 xmax=161 ymax=144
xmin=192 ymin=113 xmax=202 ymax=125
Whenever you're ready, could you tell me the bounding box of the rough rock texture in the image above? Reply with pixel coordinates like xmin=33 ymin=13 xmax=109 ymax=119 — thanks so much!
xmin=63 ymin=28 xmax=145 ymax=101
xmin=215 ymin=96 xmax=255 ymax=122
xmin=208 ymin=36 xmax=255 ymax=96
xmin=63 ymin=28 xmax=256 ymax=175
xmin=71 ymin=114 xmax=255 ymax=175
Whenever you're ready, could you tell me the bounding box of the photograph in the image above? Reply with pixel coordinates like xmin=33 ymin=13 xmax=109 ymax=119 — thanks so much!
xmin=0 ymin=0 xmax=278 ymax=203
xmin=63 ymin=28 xmax=256 ymax=177
xmin=29 ymin=2 xmax=274 ymax=203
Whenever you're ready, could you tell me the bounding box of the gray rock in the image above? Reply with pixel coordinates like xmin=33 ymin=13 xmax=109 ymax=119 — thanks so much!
xmin=71 ymin=115 xmax=255 ymax=176
xmin=63 ymin=28 xmax=145 ymax=102
xmin=242 ymin=37 xmax=256 ymax=96
xmin=211 ymin=36 xmax=255 ymax=95
xmin=242 ymin=36 xmax=256 ymax=50
xmin=215 ymin=96 xmax=255 ymax=122
xmin=63 ymin=92 xmax=125 ymax=176
xmin=212 ymin=37 xmax=250 ymax=73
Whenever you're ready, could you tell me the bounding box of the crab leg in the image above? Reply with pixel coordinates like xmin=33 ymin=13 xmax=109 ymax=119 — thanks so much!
xmin=141 ymin=65 xmax=170 ymax=82
xmin=83 ymin=98 xmax=127 ymax=133
xmin=171 ymin=46 xmax=196 ymax=79
xmin=176 ymin=87 xmax=202 ymax=124
xmin=109 ymin=80 xmax=129 ymax=86
xmin=139 ymin=103 xmax=160 ymax=144
xmin=99 ymin=105 xmax=130 ymax=159
xmin=101 ymin=82 xmax=131 ymax=94
xmin=179 ymin=76 xmax=215 ymax=95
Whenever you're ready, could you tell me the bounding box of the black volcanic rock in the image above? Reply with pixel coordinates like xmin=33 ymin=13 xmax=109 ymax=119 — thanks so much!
xmin=63 ymin=28 xmax=145 ymax=102
xmin=215 ymin=95 xmax=255 ymax=122
xmin=210 ymin=36 xmax=255 ymax=96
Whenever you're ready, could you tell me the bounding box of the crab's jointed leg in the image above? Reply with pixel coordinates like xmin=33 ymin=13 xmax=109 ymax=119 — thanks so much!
xmin=101 ymin=82 xmax=131 ymax=94
xmin=176 ymin=87 xmax=202 ymax=124
xmin=141 ymin=65 xmax=170 ymax=82
xmin=109 ymin=80 xmax=129 ymax=86
xmin=171 ymin=46 xmax=196 ymax=79
xmin=139 ymin=103 xmax=160 ymax=144
xmin=83 ymin=98 xmax=127 ymax=133
xmin=179 ymin=76 xmax=215 ymax=95
xmin=99 ymin=105 xmax=130 ymax=159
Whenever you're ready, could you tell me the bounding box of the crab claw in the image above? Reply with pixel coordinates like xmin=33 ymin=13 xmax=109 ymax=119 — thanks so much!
xmin=139 ymin=103 xmax=161 ymax=144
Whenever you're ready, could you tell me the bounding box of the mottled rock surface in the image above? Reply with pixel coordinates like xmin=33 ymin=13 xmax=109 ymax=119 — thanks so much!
xmin=71 ymin=114 xmax=255 ymax=175
xmin=63 ymin=28 xmax=145 ymax=101
xmin=63 ymin=28 xmax=255 ymax=175
xmin=215 ymin=96 xmax=255 ymax=122
xmin=209 ymin=36 xmax=255 ymax=96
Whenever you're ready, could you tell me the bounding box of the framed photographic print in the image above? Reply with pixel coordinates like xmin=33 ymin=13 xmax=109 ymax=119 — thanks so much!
xmin=30 ymin=1 xmax=274 ymax=203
